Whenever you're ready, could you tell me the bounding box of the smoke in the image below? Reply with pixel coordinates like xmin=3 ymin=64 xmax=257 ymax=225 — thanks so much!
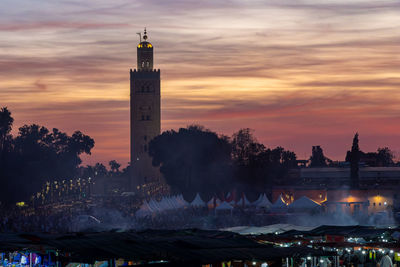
xmin=71 ymin=207 xmax=135 ymax=232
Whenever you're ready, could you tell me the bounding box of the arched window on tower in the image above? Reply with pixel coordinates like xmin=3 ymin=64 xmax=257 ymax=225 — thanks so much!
xmin=141 ymin=62 xmax=145 ymax=68
xmin=147 ymin=62 xmax=150 ymax=67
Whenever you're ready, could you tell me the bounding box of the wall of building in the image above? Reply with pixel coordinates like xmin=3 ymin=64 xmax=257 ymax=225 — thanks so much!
xmin=130 ymin=69 xmax=161 ymax=190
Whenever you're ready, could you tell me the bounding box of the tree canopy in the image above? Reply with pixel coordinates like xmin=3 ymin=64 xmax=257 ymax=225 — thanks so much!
xmin=149 ymin=125 xmax=232 ymax=196
xmin=346 ymin=133 xmax=395 ymax=167
xmin=309 ymin=146 xmax=331 ymax=167
xmin=149 ymin=126 xmax=297 ymax=197
xmin=0 ymin=108 xmax=94 ymax=205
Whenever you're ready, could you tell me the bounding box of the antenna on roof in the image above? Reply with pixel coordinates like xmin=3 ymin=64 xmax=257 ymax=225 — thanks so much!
xmin=136 ymin=32 xmax=142 ymax=43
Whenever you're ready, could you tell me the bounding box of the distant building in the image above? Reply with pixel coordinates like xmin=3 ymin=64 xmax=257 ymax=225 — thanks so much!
xmin=273 ymin=166 xmax=400 ymax=214
xmin=130 ymin=29 xmax=161 ymax=191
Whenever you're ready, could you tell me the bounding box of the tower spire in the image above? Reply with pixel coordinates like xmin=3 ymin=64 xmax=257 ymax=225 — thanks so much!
xmin=143 ymin=27 xmax=148 ymax=41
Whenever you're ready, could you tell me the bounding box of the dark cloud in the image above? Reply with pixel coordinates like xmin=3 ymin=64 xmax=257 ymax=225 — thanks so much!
xmin=33 ymin=80 xmax=47 ymax=91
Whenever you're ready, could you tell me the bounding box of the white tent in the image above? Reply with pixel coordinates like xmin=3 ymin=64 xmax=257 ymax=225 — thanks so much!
xmin=207 ymin=197 xmax=221 ymax=208
xmin=215 ymin=201 xmax=233 ymax=216
xmin=136 ymin=200 xmax=154 ymax=218
xmin=176 ymin=194 xmax=188 ymax=208
xmin=190 ymin=193 xmax=206 ymax=207
xmin=256 ymin=194 xmax=272 ymax=209
xmin=236 ymin=194 xmax=252 ymax=207
xmin=161 ymin=197 xmax=175 ymax=210
xmin=227 ymin=199 xmax=236 ymax=206
xmin=253 ymin=194 xmax=264 ymax=205
xmin=271 ymin=195 xmax=288 ymax=210
xmin=288 ymin=196 xmax=321 ymax=210
xmin=148 ymin=199 xmax=161 ymax=212
xmin=215 ymin=201 xmax=233 ymax=210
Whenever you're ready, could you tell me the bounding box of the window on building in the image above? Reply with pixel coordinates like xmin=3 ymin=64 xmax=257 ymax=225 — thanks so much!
xmin=146 ymin=62 xmax=150 ymax=67
xmin=146 ymin=115 xmax=150 ymax=120
xmin=141 ymin=115 xmax=145 ymax=120
xmin=379 ymin=203 xmax=381 ymax=206
xmin=373 ymin=203 xmax=376 ymax=206
xmin=144 ymin=135 xmax=147 ymax=141
xmin=141 ymin=62 xmax=145 ymax=67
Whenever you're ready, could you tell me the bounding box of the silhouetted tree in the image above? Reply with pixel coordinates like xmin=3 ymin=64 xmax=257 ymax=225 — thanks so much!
xmin=0 ymin=107 xmax=13 ymax=153
xmin=94 ymin=163 xmax=108 ymax=177
xmin=309 ymin=145 xmax=328 ymax=167
xmin=376 ymin=147 xmax=394 ymax=166
xmin=109 ymin=160 xmax=121 ymax=173
xmin=262 ymin=146 xmax=297 ymax=185
xmin=231 ymin=129 xmax=297 ymax=192
xmin=0 ymin=107 xmax=95 ymax=205
xmin=231 ymin=128 xmax=265 ymax=166
xmin=149 ymin=125 xmax=232 ymax=197
xmin=79 ymin=162 xmax=109 ymax=179
xmin=346 ymin=133 xmax=360 ymax=188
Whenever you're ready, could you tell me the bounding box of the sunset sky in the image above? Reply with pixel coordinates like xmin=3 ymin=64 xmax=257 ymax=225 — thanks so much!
xmin=1 ymin=0 xmax=400 ymax=166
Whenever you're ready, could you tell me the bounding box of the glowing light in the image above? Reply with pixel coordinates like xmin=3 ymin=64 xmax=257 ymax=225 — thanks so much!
xmin=138 ymin=43 xmax=153 ymax=48
xmin=16 ymin=202 xmax=25 ymax=207
xmin=20 ymin=256 xmax=27 ymax=265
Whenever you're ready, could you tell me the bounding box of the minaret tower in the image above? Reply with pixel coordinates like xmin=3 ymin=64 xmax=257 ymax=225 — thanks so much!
xmin=130 ymin=28 xmax=161 ymax=190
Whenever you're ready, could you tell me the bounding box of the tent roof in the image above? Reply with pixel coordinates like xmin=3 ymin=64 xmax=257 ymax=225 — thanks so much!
xmin=207 ymin=197 xmax=221 ymax=206
xmin=236 ymin=194 xmax=252 ymax=206
xmin=216 ymin=201 xmax=233 ymax=210
xmin=289 ymin=196 xmax=320 ymax=209
xmin=190 ymin=193 xmax=206 ymax=207
xmin=272 ymin=195 xmax=288 ymax=209
xmin=256 ymin=194 xmax=272 ymax=208
xmin=253 ymin=194 xmax=264 ymax=205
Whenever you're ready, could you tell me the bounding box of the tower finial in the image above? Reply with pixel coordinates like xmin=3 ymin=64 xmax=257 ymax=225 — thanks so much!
xmin=143 ymin=27 xmax=148 ymax=41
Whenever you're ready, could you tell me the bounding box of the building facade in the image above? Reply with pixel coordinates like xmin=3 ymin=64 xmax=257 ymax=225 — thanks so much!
xmin=130 ymin=29 xmax=161 ymax=190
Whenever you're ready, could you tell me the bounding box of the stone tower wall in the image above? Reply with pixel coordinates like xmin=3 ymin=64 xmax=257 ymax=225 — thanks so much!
xmin=130 ymin=67 xmax=161 ymax=189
